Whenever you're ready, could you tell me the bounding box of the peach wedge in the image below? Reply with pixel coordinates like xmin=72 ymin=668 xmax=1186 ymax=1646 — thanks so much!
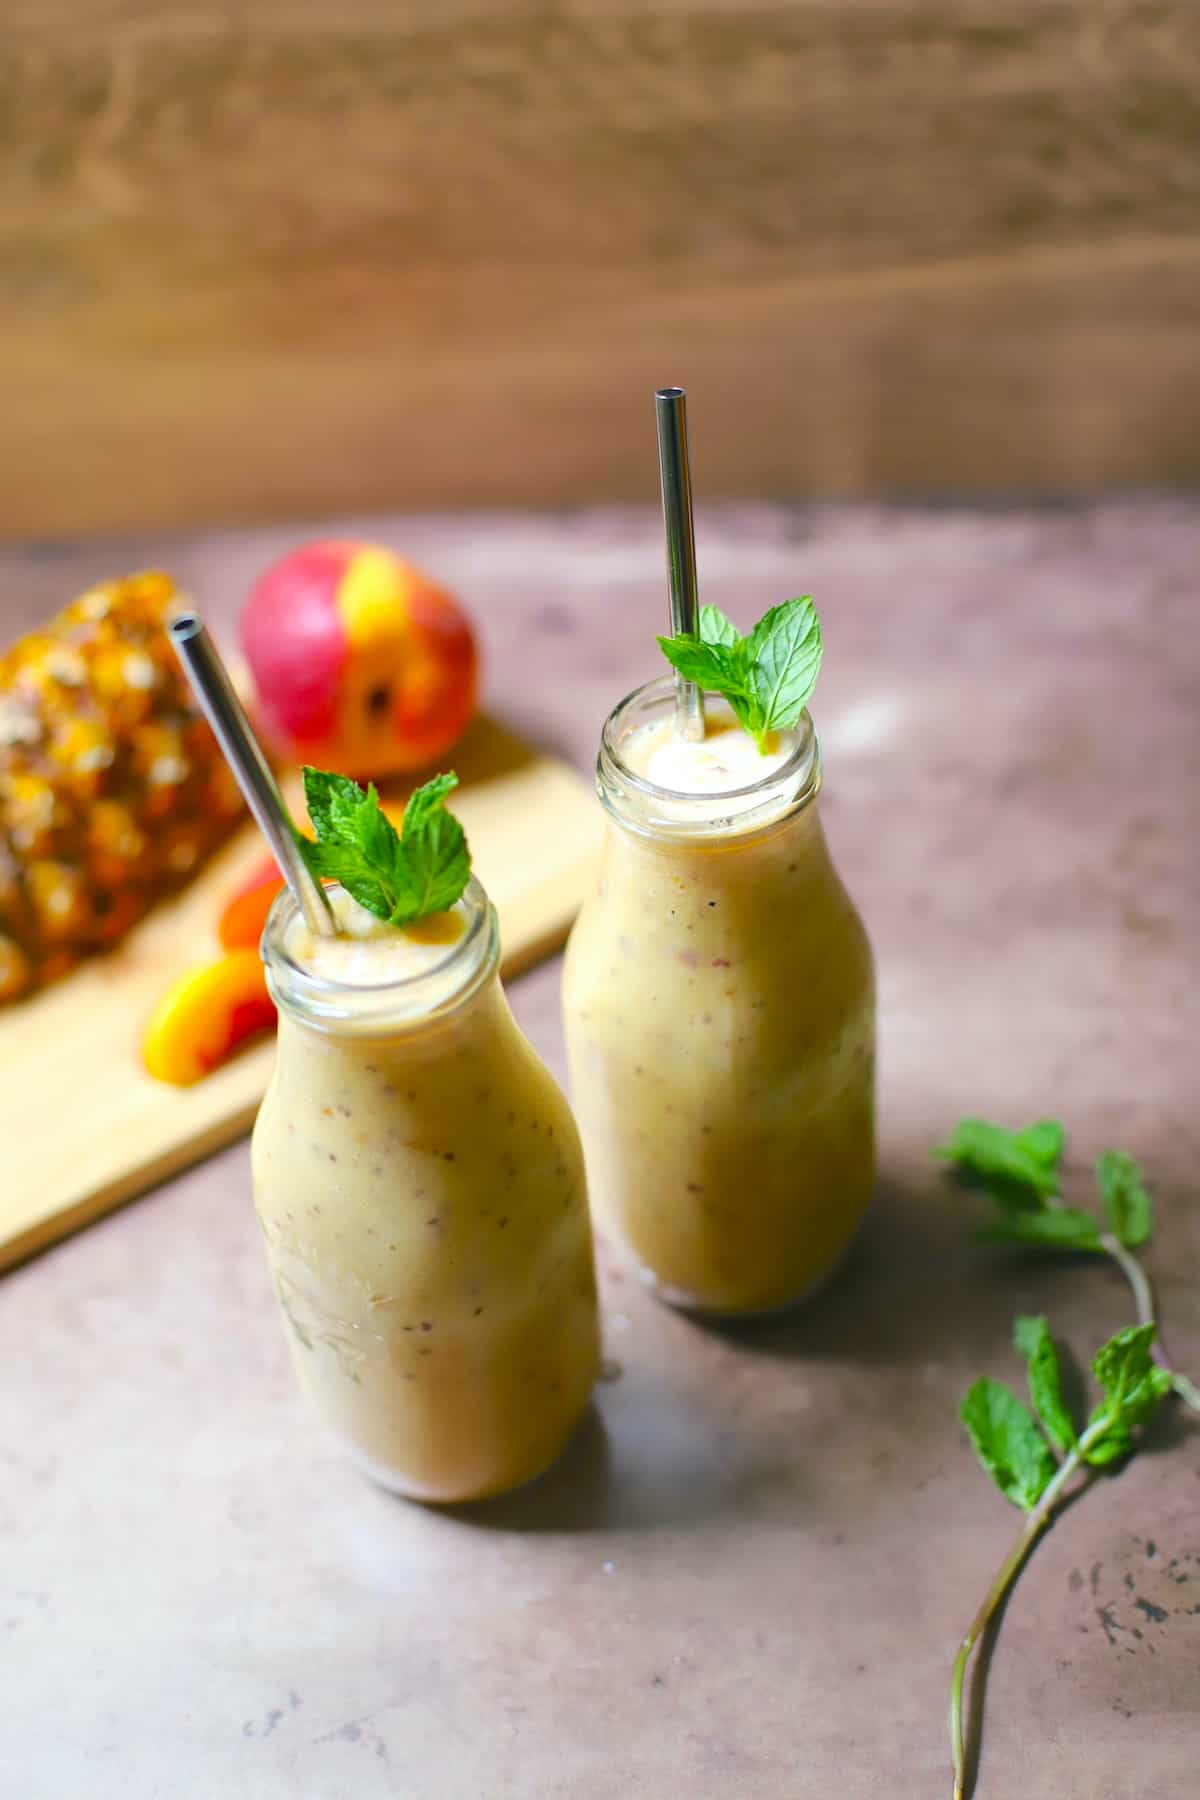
xmin=143 ymin=949 xmax=276 ymax=1086
xmin=217 ymin=857 xmax=285 ymax=952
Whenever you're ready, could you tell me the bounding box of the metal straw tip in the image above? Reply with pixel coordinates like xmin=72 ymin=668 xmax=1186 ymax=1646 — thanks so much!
xmin=168 ymin=611 xmax=203 ymax=643
xmin=655 ymin=386 xmax=685 ymax=402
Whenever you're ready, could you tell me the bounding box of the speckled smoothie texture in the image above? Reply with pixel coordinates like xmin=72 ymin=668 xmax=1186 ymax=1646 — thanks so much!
xmin=564 ymin=715 xmax=875 ymax=1315
xmin=253 ymin=890 xmax=599 ymax=1501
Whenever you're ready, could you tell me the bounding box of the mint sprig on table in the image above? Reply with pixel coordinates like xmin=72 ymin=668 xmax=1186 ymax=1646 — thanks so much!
xmin=656 ymin=597 xmax=822 ymax=751
xmin=296 ymin=768 xmax=470 ymax=927
xmin=951 ymin=1316 xmax=1173 ymax=1799
xmin=934 ymin=1117 xmax=1200 ymax=1410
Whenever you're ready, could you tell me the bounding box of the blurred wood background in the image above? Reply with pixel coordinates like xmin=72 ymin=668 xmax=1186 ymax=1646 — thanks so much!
xmin=4 ymin=0 xmax=1199 ymax=536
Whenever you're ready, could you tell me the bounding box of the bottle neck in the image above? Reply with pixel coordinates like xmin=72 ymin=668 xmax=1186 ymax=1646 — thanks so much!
xmin=596 ymin=674 xmax=822 ymax=843
xmin=261 ymin=876 xmax=500 ymax=1038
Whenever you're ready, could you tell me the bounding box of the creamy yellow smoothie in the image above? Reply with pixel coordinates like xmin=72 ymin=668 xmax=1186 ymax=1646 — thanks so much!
xmin=563 ymin=679 xmax=875 ymax=1316
xmin=253 ymin=880 xmax=599 ymax=1502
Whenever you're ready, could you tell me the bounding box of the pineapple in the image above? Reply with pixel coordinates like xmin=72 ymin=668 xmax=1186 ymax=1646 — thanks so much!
xmin=0 ymin=571 xmax=243 ymax=1003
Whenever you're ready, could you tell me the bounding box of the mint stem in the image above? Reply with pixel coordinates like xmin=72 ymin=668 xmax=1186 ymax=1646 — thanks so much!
xmin=949 ymin=1408 xmax=1113 ymax=1799
xmin=1098 ymin=1232 xmax=1200 ymax=1414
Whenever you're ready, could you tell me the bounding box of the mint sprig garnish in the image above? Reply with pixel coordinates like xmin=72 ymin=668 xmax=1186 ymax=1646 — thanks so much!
xmin=934 ymin=1115 xmax=1200 ymax=1411
xmin=951 ymin=1316 xmax=1174 ymax=1798
xmin=656 ymin=596 xmax=822 ymax=751
xmin=296 ymin=768 xmax=470 ymax=927
xmin=936 ymin=1112 xmax=1199 ymax=1791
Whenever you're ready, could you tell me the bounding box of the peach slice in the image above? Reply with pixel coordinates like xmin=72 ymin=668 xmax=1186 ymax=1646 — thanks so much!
xmin=142 ymin=949 xmax=276 ymax=1086
xmin=218 ymin=857 xmax=286 ymax=951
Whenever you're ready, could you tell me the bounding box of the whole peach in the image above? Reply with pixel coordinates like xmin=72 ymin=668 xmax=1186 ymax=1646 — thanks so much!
xmin=240 ymin=542 xmax=478 ymax=776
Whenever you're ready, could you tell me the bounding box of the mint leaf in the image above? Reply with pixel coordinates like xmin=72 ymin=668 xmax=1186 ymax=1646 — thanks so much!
xmin=1091 ymin=1321 xmax=1157 ymax=1398
xmin=935 ymin=1116 xmax=1064 ymax=1210
xmin=655 ymin=631 xmax=759 ymax=738
xmin=960 ymin=1378 xmax=1057 ymax=1510
xmin=297 ymin=767 xmax=470 ymax=927
xmin=1083 ymin=1323 xmax=1174 ymax=1466
xmin=401 ymin=770 xmax=458 ymax=836
xmin=1096 ymin=1151 xmax=1153 ymax=1249
xmin=301 ymin=771 xmax=413 ymax=918
xmin=695 ymin=605 xmax=756 ymax=728
xmin=357 ymin=783 xmax=408 ymax=877
xmin=302 ymin=767 xmax=369 ymax=843
xmin=698 ymin=603 xmax=740 ymax=649
xmin=302 ymin=838 xmax=393 ymax=920
xmin=748 ymin=597 xmax=823 ymax=737
xmin=1092 ymin=1323 xmax=1173 ymax=1426
xmin=655 ymin=633 xmax=747 ymax=697
xmin=975 ymin=1207 xmax=1103 ymax=1252
xmin=395 ymin=771 xmax=468 ymax=924
xmin=1013 ymin=1315 xmax=1076 ymax=1453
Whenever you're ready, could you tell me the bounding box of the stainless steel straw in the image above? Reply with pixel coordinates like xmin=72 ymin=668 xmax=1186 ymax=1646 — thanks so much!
xmin=169 ymin=610 xmax=336 ymax=936
xmin=655 ymin=386 xmax=706 ymax=743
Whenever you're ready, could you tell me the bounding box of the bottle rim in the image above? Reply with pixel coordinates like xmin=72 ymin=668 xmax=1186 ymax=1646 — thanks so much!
xmin=597 ymin=674 xmax=822 ymax=839
xmin=261 ymin=873 xmax=499 ymax=1031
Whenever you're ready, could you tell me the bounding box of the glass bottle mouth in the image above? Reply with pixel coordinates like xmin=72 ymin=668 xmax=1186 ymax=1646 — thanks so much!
xmin=597 ymin=674 xmax=822 ymax=839
xmin=261 ymin=874 xmax=499 ymax=1032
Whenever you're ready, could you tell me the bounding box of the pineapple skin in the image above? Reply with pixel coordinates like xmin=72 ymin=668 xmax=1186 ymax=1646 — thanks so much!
xmin=0 ymin=571 xmax=243 ymax=1003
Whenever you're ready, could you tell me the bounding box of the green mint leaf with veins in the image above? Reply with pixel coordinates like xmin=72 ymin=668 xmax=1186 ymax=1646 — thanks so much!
xmin=301 ymin=837 xmax=394 ymax=921
xmin=656 ymin=594 xmax=823 ymax=751
xmin=396 ymin=771 xmax=469 ymax=923
xmin=654 ymin=633 xmax=746 ymax=696
xmin=943 ymin=1114 xmax=1200 ymax=1423
xmin=960 ymin=1377 xmax=1057 ymax=1510
xmin=934 ymin=1116 xmax=1064 ymax=1211
xmin=1096 ymin=1150 xmax=1153 ymax=1249
xmin=298 ymin=767 xmax=470 ymax=927
xmin=747 ymin=598 xmax=823 ymax=737
xmin=301 ymin=771 xmax=412 ymax=919
xmin=654 ymin=633 xmax=758 ymax=737
xmin=698 ymin=603 xmax=741 ymax=649
xmin=975 ymin=1207 xmax=1103 ymax=1253
xmin=1013 ymin=1315 xmax=1077 ymax=1453
xmin=302 ymin=768 xmax=370 ymax=843
xmin=401 ymin=770 xmax=457 ymax=830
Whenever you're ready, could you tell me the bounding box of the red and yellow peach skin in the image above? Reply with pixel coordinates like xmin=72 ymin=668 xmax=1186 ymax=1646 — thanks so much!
xmin=142 ymin=949 xmax=276 ymax=1085
xmin=217 ymin=857 xmax=285 ymax=952
xmin=240 ymin=542 xmax=477 ymax=777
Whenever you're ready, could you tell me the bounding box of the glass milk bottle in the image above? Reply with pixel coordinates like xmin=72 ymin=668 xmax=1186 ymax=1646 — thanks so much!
xmin=253 ymin=877 xmax=600 ymax=1501
xmin=563 ymin=677 xmax=875 ymax=1317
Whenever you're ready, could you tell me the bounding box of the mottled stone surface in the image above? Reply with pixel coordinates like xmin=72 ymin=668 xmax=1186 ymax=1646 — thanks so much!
xmin=2 ymin=502 xmax=1198 ymax=1797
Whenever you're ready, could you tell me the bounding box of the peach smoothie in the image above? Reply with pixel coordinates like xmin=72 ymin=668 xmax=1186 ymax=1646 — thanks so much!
xmin=563 ymin=680 xmax=875 ymax=1316
xmin=252 ymin=880 xmax=599 ymax=1501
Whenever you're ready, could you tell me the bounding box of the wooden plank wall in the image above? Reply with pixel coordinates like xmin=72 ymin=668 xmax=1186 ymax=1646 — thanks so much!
xmin=3 ymin=1 xmax=1199 ymax=535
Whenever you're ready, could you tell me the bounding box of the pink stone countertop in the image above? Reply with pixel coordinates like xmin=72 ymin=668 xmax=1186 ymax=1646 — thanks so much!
xmin=2 ymin=502 xmax=1198 ymax=1798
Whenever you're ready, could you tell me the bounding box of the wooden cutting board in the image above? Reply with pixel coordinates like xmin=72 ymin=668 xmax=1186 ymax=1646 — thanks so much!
xmin=0 ymin=716 xmax=602 ymax=1273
